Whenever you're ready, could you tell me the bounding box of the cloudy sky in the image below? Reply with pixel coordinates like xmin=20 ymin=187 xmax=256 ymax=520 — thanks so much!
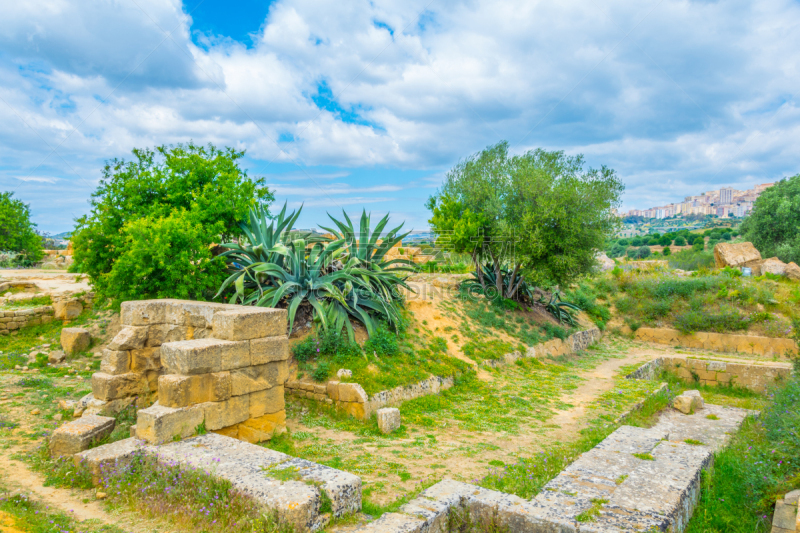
xmin=2 ymin=0 xmax=799 ymax=234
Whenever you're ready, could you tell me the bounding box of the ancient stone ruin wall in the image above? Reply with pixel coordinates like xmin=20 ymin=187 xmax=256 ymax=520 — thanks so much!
xmin=627 ymin=356 xmax=792 ymax=393
xmin=91 ymin=299 xmax=289 ymax=444
xmin=634 ymin=326 xmax=798 ymax=357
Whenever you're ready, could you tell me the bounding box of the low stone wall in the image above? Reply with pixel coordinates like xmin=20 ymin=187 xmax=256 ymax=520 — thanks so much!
xmin=0 ymin=290 xmax=93 ymax=335
xmin=90 ymin=299 xmax=289 ymax=444
xmin=626 ymin=356 xmax=792 ymax=393
xmin=286 ymin=327 xmax=601 ymax=421
xmin=286 ymin=375 xmax=454 ymax=421
xmin=0 ymin=306 xmax=54 ymax=334
xmin=634 ymin=326 xmax=798 ymax=357
xmin=483 ymin=327 xmax=603 ymax=367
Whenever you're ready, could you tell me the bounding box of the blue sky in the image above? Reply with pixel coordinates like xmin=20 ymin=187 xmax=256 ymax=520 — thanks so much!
xmin=1 ymin=0 xmax=799 ymax=234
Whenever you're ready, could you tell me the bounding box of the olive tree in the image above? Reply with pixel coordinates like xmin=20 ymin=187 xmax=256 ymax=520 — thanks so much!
xmin=427 ymin=141 xmax=623 ymax=298
xmin=0 ymin=192 xmax=43 ymax=263
xmin=741 ymin=174 xmax=800 ymax=263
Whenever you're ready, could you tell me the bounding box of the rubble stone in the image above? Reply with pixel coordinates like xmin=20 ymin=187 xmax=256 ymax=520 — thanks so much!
xmin=60 ymin=327 xmax=90 ymax=355
xmin=108 ymin=326 xmax=149 ymax=351
xmin=714 ymin=241 xmax=762 ymax=269
xmin=49 ymin=415 xmax=115 ymax=456
xmin=376 ymin=408 xmax=401 ymax=434
xmin=673 ymin=390 xmax=705 ymax=414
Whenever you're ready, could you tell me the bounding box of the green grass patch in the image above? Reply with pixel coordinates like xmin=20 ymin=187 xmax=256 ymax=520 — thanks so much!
xmin=685 ymin=439 xmax=705 ymax=446
xmin=0 ymin=487 xmax=125 ymax=533
xmin=102 ymin=451 xmax=297 ymax=533
xmin=686 ymin=378 xmax=800 ymax=533
xmin=632 ymin=452 xmax=654 ymax=461
xmin=0 ymin=295 xmax=52 ymax=308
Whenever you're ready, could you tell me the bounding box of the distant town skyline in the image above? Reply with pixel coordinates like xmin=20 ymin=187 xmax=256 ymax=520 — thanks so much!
xmin=620 ymin=183 xmax=775 ymax=221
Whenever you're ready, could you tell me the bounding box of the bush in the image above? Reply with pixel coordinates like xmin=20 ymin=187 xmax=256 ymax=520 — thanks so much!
xmin=98 ymin=210 xmax=226 ymax=305
xmin=668 ymin=250 xmax=715 ymax=271
xmin=673 ymin=236 xmax=687 ymax=246
xmin=0 ymin=192 xmax=43 ymax=264
xmin=636 ymin=246 xmax=651 ymax=259
xmin=631 ymin=237 xmax=643 ymax=246
xmin=674 ymin=306 xmax=751 ymax=334
xmin=363 ymin=326 xmax=400 ymax=357
xmin=662 ymin=246 xmax=671 ymax=256
xmin=73 ymin=143 xmax=271 ymax=304
xmin=692 ymin=239 xmax=705 ymax=251
xmin=292 ymin=330 xmax=362 ymax=363
xmin=312 ymin=361 xmax=331 ymax=381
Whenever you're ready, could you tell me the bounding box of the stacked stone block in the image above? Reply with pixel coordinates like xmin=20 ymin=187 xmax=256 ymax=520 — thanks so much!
xmin=0 ymin=306 xmax=55 ymax=335
xmin=90 ymin=299 xmax=289 ymax=445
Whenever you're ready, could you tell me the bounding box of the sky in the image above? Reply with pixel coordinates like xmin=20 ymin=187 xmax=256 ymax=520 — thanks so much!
xmin=1 ymin=0 xmax=799 ymax=234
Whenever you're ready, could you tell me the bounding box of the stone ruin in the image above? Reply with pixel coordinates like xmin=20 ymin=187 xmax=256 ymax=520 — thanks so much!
xmin=88 ymin=299 xmax=289 ymax=444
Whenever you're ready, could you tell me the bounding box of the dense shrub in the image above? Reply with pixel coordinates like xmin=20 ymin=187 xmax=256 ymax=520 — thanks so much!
xmin=363 ymin=325 xmax=400 ymax=357
xmin=662 ymin=246 xmax=671 ymax=256
xmin=673 ymin=236 xmax=687 ymax=246
xmin=73 ymin=143 xmax=272 ymax=304
xmin=636 ymin=246 xmax=651 ymax=259
xmin=0 ymin=192 xmax=43 ymax=264
xmin=673 ymin=306 xmax=751 ymax=334
xmin=668 ymin=250 xmax=715 ymax=271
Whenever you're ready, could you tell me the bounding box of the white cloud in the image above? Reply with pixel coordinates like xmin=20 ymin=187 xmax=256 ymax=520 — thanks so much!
xmin=1 ymin=0 xmax=799 ymax=232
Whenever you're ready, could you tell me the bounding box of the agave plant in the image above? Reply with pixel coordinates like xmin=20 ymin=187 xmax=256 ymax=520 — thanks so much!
xmin=216 ymin=206 xmax=413 ymax=340
xmin=541 ymin=291 xmax=581 ymax=326
xmin=461 ymin=263 xmax=535 ymax=302
xmin=320 ymin=209 xmax=414 ymax=270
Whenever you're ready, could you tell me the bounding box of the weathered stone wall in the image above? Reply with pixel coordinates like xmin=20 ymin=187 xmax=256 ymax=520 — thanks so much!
xmin=626 ymin=356 xmax=792 ymax=393
xmin=286 ymin=375 xmax=455 ymax=421
xmin=0 ymin=306 xmax=54 ymax=334
xmin=91 ymin=299 xmax=289 ymax=445
xmin=634 ymin=326 xmax=797 ymax=357
xmin=286 ymin=327 xmax=601 ymax=421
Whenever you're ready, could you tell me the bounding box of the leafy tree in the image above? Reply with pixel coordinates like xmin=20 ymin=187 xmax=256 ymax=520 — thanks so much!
xmin=637 ymin=246 xmax=651 ymax=259
xmin=617 ymin=238 xmax=629 ymax=246
xmin=427 ymin=141 xmax=623 ymax=297
xmin=662 ymin=246 xmax=672 ymax=256
xmin=673 ymin=236 xmax=687 ymax=246
xmin=631 ymin=236 xmax=643 ymax=246
xmin=0 ymin=192 xmax=43 ymax=263
xmin=72 ymin=143 xmax=272 ymax=303
xmin=692 ymin=239 xmax=705 ymax=251
xmin=658 ymin=235 xmax=672 ymax=246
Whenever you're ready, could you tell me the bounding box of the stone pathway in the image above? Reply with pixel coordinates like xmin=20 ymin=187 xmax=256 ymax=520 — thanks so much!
xmin=344 ymin=402 xmax=755 ymax=532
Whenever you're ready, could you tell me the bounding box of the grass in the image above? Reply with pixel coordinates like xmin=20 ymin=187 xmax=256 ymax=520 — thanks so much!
xmin=0 ymin=486 xmax=125 ymax=533
xmin=0 ymin=307 xmax=99 ymax=355
xmin=632 ymin=452 xmax=654 ymax=461
xmin=685 ymin=377 xmax=800 ymax=533
xmin=0 ymin=295 xmax=52 ymax=308
xmin=101 ymin=451 xmax=297 ymax=533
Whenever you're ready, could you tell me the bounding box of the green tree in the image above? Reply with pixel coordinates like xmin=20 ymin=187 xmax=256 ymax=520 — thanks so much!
xmin=673 ymin=236 xmax=687 ymax=246
xmin=0 ymin=192 xmax=43 ymax=263
xmin=692 ymin=239 xmax=705 ymax=252
xmin=427 ymin=141 xmax=623 ymax=297
xmin=662 ymin=245 xmax=672 ymax=256
xmin=637 ymin=246 xmax=651 ymax=259
xmin=72 ymin=143 xmax=273 ymax=303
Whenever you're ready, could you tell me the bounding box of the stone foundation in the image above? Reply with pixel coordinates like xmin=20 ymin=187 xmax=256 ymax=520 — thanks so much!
xmin=634 ymin=326 xmax=798 ymax=357
xmin=627 ymin=356 xmax=792 ymax=393
xmin=90 ymin=299 xmax=290 ymax=445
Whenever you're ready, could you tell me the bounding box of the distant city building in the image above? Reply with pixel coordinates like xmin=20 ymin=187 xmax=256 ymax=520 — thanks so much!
xmin=622 ymin=183 xmax=774 ymax=221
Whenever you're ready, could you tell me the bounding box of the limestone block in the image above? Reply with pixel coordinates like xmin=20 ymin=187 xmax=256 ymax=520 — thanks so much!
xmin=377 ymin=408 xmax=401 ymax=434
xmin=327 ymin=380 xmax=340 ymax=401
xmin=239 ymin=411 xmax=287 ymax=443
xmin=53 ymin=299 xmax=83 ymax=320
xmin=136 ymin=403 xmax=205 ymax=444
xmin=74 ymin=437 xmax=144 ymax=484
xmin=109 ymin=326 xmax=149 ymax=351
xmin=772 ymin=499 xmax=798 ymax=531
xmin=120 ymin=299 xmax=172 ymax=326
xmin=714 ymin=241 xmax=762 ymax=269
xmin=249 ymin=336 xmax=290 ymax=364
xmin=158 ymin=372 xmax=231 ymax=408
xmin=49 ymin=415 xmax=115 ymax=456
xmin=161 ymin=338 xmax=248 ymax=374
xmin=163 ymin=301 xmax=228 ymax=327
xmin=673 ymin=390 xmax=704 ymax=414
xmin=787 ymin=262 xmax=800 ymax=281
xmin=92 ymin=372 xmax=148 ymax=401
xmin=784 ymin=489 xmax=800 ymax=505
xmin=129 ymin=347 xmax=161 ymax=372
xmin=248 ymin=386 xmax=285 ymax=418
xmin=61 ymin=327 xmax=91 ymax=355
xmin=213 ymin=425 xmax=239 ymax=439
xmin=338 ymin=382 xmax=368 ymax=403
xmin=100 ymin=349 xmax=130 ymax=375
xmin=48 ymin=350 xmax=66 ymax=364
xmin=759 ymin=257 xmax=787 ymax=276
xmin=212 ymin=308 xmax=287 ymax=341
xmin=231 ymin=361 xmax=288 ymax=396
xmin=344 ymin=402 xmax=366 ymax=419
xmin=146 ymin=324 xmax=189 ymax=347
xmin=202 ymin=395 xmax=250 ymax=431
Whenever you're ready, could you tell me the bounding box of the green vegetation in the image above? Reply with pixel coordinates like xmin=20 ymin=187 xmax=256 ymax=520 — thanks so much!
xmin=686 ymin=378 xmax=800 ymax=533
xmin=586 ymin=269 xmax=793 ymax=336
xmin=632 ymin=452 xmax=654 ymax=461
xmin=291 ymin=327 xmax=469 ymax=395
xmin=102 ymin=452 xmax=296 ymax=533
xmin=0 ymin=191 xmax=44 ymax=265
xmin=72 ymin=143 xmax=272 ymax=305
xmin=427 ymin=141 xmax=623 ymax=301
xmin=741 ymin=173 xmax=800 ymax=264
xmin=218 ymin=206 xmax=412 ymax=339
xmin=0 ymin=487 xmax=125 ymax=533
